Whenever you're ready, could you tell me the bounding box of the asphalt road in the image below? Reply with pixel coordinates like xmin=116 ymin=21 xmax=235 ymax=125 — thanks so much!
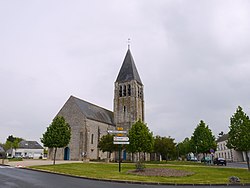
xmin=226 ymin=162 xmax=248 ymax=169
xmin=0 ymin=165 xmax=246 ymax=188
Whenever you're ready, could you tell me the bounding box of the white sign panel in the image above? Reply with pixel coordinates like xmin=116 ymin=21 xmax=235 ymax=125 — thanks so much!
xmin=107 ymin=130 xmax=127 ymax=134
xmin=113 ymin=141 xmax=130 ymax=145
xmin=114 ymin=137 xmax=129 ymax=141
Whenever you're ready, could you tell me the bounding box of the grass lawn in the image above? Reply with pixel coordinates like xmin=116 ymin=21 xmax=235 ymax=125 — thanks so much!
xmin=8 ymin=158 xmax=23 ymax=162
xmin=30 ymin=162 xmax=250 ymax=184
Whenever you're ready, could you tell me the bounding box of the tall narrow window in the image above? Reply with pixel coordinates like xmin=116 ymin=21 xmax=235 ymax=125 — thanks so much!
xmin=123 ymin=106 xmax=126 ymax=113
xmin=140 ymin=88 xmax=143 ymax=98
xmin=91 ymin=134 xmax=94 ymax=144
xmin=119 ymin=86 xmax=122 ymax=97
xmin=128 ymin=84 xmax=131 ymax=96
xmin=123 ymin=85 xmax=126 ymax=96
xmin=138 ymin=86 xmax=140 ymax=97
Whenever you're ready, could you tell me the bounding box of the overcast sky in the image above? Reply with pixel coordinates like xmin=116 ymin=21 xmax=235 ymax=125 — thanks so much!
xmin=1 ymin=0 xmax=250 ymax=144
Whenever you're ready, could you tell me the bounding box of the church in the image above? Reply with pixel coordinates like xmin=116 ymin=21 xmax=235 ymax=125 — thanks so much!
xmin=48 ymin=47 xmax=144 ymax=161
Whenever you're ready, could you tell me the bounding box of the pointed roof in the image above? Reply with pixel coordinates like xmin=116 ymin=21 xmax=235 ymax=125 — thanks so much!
xmin=71 ymin=96 xmax=114 ymax=125
xmin=216 ymin=134 xmax=229 ymax=143
xmin=116 ymin=49 xmax=142 ymax=84
xmin=18 ymin=140 xmax=43 ymax=149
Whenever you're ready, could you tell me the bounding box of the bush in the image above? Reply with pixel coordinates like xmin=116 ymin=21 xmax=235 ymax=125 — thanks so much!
xmin=135 ymin=161 xmax=145 ymax=172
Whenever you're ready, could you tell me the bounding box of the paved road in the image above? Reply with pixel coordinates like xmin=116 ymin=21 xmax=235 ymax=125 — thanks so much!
xmin=227 ymin=162 xmax=248 ymax=169
xmin=0 ymin=166 xmax=245 ymax=188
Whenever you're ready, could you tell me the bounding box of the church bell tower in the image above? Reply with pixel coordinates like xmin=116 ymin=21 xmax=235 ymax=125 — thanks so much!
xmin=113 ymin=48 xmax=144 ymax=131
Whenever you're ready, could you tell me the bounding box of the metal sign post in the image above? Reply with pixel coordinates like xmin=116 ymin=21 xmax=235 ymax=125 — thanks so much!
xmin=118 ymin=144 xmax=121 ymax=172
xmin=107 ymin=127 xmax=129 ymax=172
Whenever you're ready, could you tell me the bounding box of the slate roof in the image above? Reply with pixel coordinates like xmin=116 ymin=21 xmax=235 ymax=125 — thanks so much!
xmin=18 ymin=140 xmax=43 ymax=149
xmin=216 ymin=134 xmax=229 ymax=143
xmin=115 ymin=49 xmax=142 ymax=85
xmin=71 ymin=96 xmax=114 ymax=125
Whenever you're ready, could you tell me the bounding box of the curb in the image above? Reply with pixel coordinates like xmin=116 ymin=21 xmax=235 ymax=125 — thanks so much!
xmin=20 ymin=166 xmax=250 ymax=186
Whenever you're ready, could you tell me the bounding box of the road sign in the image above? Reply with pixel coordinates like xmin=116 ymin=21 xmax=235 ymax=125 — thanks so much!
xmin=113 ymin=141 xmax=130 ymax=145
xmin=117 ymin=133 xmax=124 ymax=137
xmin=107 ymin=130 xmax=127 ymax=134
xmin=114 ymin=136 xmax=129 ymax=141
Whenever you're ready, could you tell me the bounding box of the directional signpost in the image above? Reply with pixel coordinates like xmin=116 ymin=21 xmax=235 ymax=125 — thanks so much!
xmin=107 ymin=127 xmax=129 ymax=172
xmin=107 ymin=130 xmax=127 ymax=134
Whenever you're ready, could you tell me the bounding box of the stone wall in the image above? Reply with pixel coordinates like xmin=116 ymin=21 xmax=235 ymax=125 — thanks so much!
xmin=48 ymin=96 xmax=115 ymax=161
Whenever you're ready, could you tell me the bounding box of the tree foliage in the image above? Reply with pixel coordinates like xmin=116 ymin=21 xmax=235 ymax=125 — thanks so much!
xmin=41 ymin=116 xmax=71 ymax=165
xmin=227 ymin=106 xmax=250 ymax=171
xmin=3 ymin=135 xmax=23 ymax=151
xmin=177 ymin=137 xmax=192 ymax=159
xmin=154 ymin=136 xmax=176 ymax=161
xmin=190 ymin=120 xmax=216 ymax=156
xmin=98 ymin=134 xmax=118 ymax=158
xmin=127 ymin=120 xmax=154 ymax=157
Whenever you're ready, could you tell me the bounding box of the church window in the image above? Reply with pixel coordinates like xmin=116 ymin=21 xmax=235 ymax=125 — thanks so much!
xmin=123 ymin=106 xmax=126 ymax=113
xmin=128 ymin=84 xmax=131 ymax=96
xmin=91 ymin=134 xmax=94 ymax=144
xmin=138 ymin=87 xmax=140 ymax=97
xmin=123 ymin=85 xmax=126 ymax=96
xmin=119 ymin=86 xmax=122 ymax=97
xmin=140 ymin=88 xmax=143 ymax=98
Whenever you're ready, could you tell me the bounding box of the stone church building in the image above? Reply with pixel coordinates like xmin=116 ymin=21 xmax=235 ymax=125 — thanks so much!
xmin=48 ymin=48 xmax=144 ymax=161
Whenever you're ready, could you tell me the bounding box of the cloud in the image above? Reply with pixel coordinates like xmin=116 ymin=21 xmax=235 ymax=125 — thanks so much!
xmin=1 ymin=0 xmax=250 ymax=143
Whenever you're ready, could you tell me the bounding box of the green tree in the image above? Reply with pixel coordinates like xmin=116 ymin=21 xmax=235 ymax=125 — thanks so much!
xmin=227 ymin=106 xmax=250 ymax=171
xmin=154 ymin=136 xmax=176 ymax=161
xmin=98 ymin=134 xmax=118 ymax=159
xmin=3 ymin=135 xmax=23 ymax=151
xmin=41 ymin=116 xmax=71 ymax=165
xmin=190 ymin=120 xmax=216 ymax=158
xmin=177 ymin=137 xmax=192 ymax=159
xmin=127 ymin=120 xmax=154 ymax=161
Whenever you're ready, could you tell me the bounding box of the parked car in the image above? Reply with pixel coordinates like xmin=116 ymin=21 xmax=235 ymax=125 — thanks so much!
xmin=201 ymin=156 xmax=212 ymax=164
xmin=213 ymin=157 xmax=227 ymax=166
xmin=187 ymin=153 xmax=197 ymax=161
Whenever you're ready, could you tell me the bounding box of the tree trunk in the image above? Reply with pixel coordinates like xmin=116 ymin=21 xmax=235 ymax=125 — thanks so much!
xmin=53 ymin=148 xmax=57 ymax=165
xmin=246 ymin=151 xmax=250 ymax=171
xmin=108 ymin=151 xmax=111 ymax=159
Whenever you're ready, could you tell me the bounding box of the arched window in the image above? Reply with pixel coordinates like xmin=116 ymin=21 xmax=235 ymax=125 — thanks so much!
xmin=123 ymin=85 xmax=126 ymax=96
xmin=123 ymin=106 xmax=126 ymax=113
xmin=128 ymin=84 xmax=131 ymax=96
xmin=140 ymin=88 xmax=143 ymax=98
xmin=91 ymin=134 xmax=94 ymax=144
xmin=119 ymin=85 xmax=122 ymax=97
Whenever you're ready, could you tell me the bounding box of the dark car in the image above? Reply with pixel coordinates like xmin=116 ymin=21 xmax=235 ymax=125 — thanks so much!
xmin=213 ymin=157 xmax=227 ymax=166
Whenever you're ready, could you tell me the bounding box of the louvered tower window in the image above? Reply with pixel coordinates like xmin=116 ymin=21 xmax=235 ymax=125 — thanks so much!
xmin=128 ymin=84 xmax=131 ymax=96
xmin=119 ymin=85 xmax=122 ymax=97
xmin=123 ymin=85 xmax=126 ymax=96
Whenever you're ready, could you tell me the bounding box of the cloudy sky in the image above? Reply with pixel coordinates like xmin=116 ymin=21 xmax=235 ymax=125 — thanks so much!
xmin=1 ymin=0 xmax=250 ymax=144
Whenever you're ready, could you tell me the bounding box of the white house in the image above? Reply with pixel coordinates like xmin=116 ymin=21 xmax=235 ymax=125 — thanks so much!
xmin=215 ymin=134 xmax=244 ymax=162
xmin=7 ymin=140 xmax=43 ymax=159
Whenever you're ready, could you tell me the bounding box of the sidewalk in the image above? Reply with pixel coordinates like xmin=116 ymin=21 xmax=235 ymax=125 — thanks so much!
xmin=7 ymin=159 xmax=83 ymax=167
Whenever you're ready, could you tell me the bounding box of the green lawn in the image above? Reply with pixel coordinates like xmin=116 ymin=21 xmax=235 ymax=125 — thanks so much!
xmin=8 ymin=158 xmax=23 ymax=162
xmin=30 ymin=162 xmax=250 ymax=184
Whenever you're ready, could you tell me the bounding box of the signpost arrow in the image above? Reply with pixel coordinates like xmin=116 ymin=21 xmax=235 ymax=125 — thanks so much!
xmin=114 ymin=136 xmax=129 ymax=141
xmin=107 ymin=130 xmax=127 ymax=134
xmin=113 ymin=141 xmax=130 ymax=145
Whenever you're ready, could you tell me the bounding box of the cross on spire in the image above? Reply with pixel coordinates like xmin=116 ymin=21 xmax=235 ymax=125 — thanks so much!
xmin=127 ymin=38 xmax=131 ymax=49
